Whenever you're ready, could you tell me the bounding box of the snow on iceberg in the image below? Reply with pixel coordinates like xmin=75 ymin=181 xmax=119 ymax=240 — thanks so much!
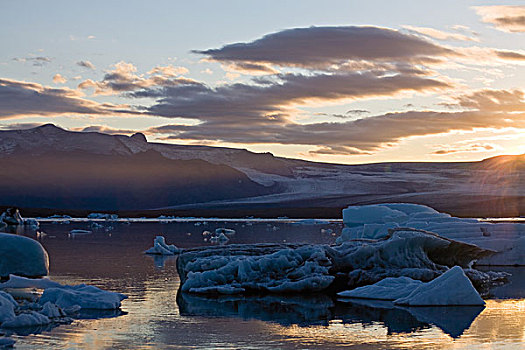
xmin=337 ymin=276 xmax=423 ymax=300
xmin=144 ymin=236 xmax=180 ymax=255
xmin=394 ymin=266 xmax=485 ymax=306
xmin=0 ymin=233 xmax=49 ymax=278
xmin=177 ymin=229 xmax=500 ymax=295
xmin=337 ymin=203 xmax=525 ymax=265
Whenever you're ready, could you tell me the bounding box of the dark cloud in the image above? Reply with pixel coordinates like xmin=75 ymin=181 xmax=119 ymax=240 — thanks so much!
xmin=146 ymin=88 xmax=524 ymax=153
xmin=495 ymin=50 xmax=525 ymax=61
xmin=433 ymin=143 xmax=496 ymax=155
xmin=139 ymin=72 xmax=449 ymax=125
xmin=0 ymin=78 xmax=131 ymax=118
xmin=194 ymin=26 xmax=451 ymax=70
xmin=77 ymin=60 xmax=96 ymax=69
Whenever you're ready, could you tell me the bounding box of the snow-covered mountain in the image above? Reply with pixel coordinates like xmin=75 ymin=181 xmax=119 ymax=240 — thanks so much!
xmin=0 ymin=124 xmax=523 ymax=217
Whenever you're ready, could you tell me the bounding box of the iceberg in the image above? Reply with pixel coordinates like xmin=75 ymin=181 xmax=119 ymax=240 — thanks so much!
xmin=0 ymin=233 xmax=49 ymax=278
xmin=177 ymin=229 xmax=500 ymax=295
xmin=144 ymin=236 xmax=180 ymax=255
xmin=336 ymin=203 xmax=525 ymax=266
xmin=394 ymin=266 xmax=485 ymax=306
xmin=337 ymin=276 xmax=423 ymax=300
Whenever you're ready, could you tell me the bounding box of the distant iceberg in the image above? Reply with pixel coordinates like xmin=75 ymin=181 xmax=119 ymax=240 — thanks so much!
xmin=337 ymin=203 xmax=525 ymax=266
xmin=144 ymin=236 xmax=180 ymax=255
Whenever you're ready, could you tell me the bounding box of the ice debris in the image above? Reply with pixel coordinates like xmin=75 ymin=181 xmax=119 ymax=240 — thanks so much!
xmin=144 ymin=236 xmax=180 ymax=255
xmin=0 ymin=233 xmax=49 ymax=278
xmin=337 ymin=276 xmax=423 ymax=300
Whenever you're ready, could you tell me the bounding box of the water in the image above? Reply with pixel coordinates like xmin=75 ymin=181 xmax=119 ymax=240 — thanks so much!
xmin=6 ymin=221 xmax=525 ymax=349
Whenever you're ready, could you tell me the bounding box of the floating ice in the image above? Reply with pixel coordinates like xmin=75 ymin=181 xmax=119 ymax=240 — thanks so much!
xmin=0 ymin=233 xmax=49 ymax=278
xmin=177 ymin=229 xmax=500 ymax=295
xmin=394 ymin=266 xmax=485 ymax=306
xmin=68 ymin=229 xmax=92 ymax=238
xmin=215 ymin=228 xmax=236 ymax=236
xmin=144 ymin=236 xmax=180 ymax=255
xmin=39 ymin=284 xmax=127 ymax=310
xmin=1 ymin=311 xmax=50 ymax=328
xmin=336 ymin=203 xmax=525 ymax=265
xmin=0 ymin=208 xmax=23 ymax=226
xmin=0 ymin=275 xmax=62 ymax=290
xmin=338 ymin=277 xmax=423 ymax=300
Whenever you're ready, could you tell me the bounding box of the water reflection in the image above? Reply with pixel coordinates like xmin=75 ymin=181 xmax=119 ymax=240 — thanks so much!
xmin=177 ymin=292 xmax=484 ymax=338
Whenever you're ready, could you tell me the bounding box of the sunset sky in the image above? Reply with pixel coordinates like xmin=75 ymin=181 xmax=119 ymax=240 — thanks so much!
xmin=1 ymin=0 xmax=524 ymax=164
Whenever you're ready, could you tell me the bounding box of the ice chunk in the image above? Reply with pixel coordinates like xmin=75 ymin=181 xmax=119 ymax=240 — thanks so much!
xmin=0 ymin=275 xmax=62 ymax=289
xmin=478 ymin=236 xmax=525 ymax=266
xmin=215 ymin=228 xmax=236 ymax=236
xmin=1 ymin=311 xmax=50 ymax=328
xmin=39 ymin=284 xmax=127 ymax=310
xmin=394 ymin=266 xmax=485 ymax=306
xmin=144 ymin=236 xmax=180 ymax=255
xmin=40 ymin=302 xmax=67 ymax=318
xmin=0 ymin=293 xmax=16 ymax=324
xmin=0 ymin=208 xmax=23 ymax=226
xmin=0 ymin=233 xmax=49 ymax=278
xmin=338 ymin=276 xmax=423 ymax=300
xmin=0 ymin=337 xmax=15 ymax=348
xmin=68 ymin=229 xmax=92 ymax=238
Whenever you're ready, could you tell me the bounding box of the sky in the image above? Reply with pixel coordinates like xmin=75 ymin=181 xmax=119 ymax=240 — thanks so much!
xmin=0 ymin=0 xmax=524 ymax=164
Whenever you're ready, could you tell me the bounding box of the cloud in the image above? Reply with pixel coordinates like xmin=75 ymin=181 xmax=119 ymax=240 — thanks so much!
xmin=0 ymin=78 xmax=132 ymax=119
xmin=13 ymin=56 xmax=52 ymax=66
xmin=445 ymin=89 xmax=525 ymax=112
xmin=79 ymin=61 xmax=197 ymax=95
xmin=71 ymin=125 xmax=139 ymax=135
xmin=433 ymin=143 xmax=496 ymax=155
xmin=145 ymin=88 xmax=524 ymax=154
xmin=77 ymin=60 xmax=96 ymax=69
xmin=137 ymin=71 xmax=449 ymax=125
xmin=403 ymin=25 xmax=479 ymax=42
xmin=193 ymin=26 xmax=452 ymax=71
xmin=52 ymin=73 xmax=67 ymax=84
xmin=495 ymin=50 xmax=525 ymax=61
xmin=148 ymin=65 xmax=189 ymax=77
xmin=474 ymin=6 xmax=525 ymax=33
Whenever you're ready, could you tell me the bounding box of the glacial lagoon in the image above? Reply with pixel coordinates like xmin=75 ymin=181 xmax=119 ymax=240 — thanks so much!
xmin=6 ymin=220 xmax=525 ymax=349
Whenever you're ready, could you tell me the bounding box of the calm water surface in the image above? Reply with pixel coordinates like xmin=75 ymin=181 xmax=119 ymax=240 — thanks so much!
xmin=7 ymin=221 xmax=525 ymax=349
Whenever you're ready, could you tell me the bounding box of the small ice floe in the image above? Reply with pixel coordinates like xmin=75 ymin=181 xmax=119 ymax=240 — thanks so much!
xmin=24 ymin=218 xmax=39 ymax=229
xmin=87 ymin=213 xmax=118 ymax=220
xmin=0 ymin=233 xmax=49 ymax=278
xmin=0 ymin=208 xmax=24 ymax=226
xmin=144 ymin=236 xmax=180 ymax=255
xmin=90 ymin=222 xmax=104 ymax=230
xmin=215 ymin=228 xmax=236 ymax=237
xmin=68 ymin=229 xmax=92 ymax=238
xmin=40 ymin=284 xmax=127 ymax=310
xmin=394 ymin=266 xmax=485 ymax=306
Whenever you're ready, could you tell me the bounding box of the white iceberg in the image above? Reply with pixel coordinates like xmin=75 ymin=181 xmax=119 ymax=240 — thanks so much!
xmin=144 ymin=236 xmax=180 ymax=255
xmin=0 ymin=233 xmax=49 ymax=278
xmin=394 ymin=266 xmax=485 ymax=306
xmin=337 ymin=276 xmax=423 ymax=300
xmin=336 ymin=203 xmax=525 ymax=266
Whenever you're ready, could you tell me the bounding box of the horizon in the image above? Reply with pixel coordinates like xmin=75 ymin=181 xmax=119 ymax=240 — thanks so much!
xmin=1 ymin=1 xmax=524 ymax=164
